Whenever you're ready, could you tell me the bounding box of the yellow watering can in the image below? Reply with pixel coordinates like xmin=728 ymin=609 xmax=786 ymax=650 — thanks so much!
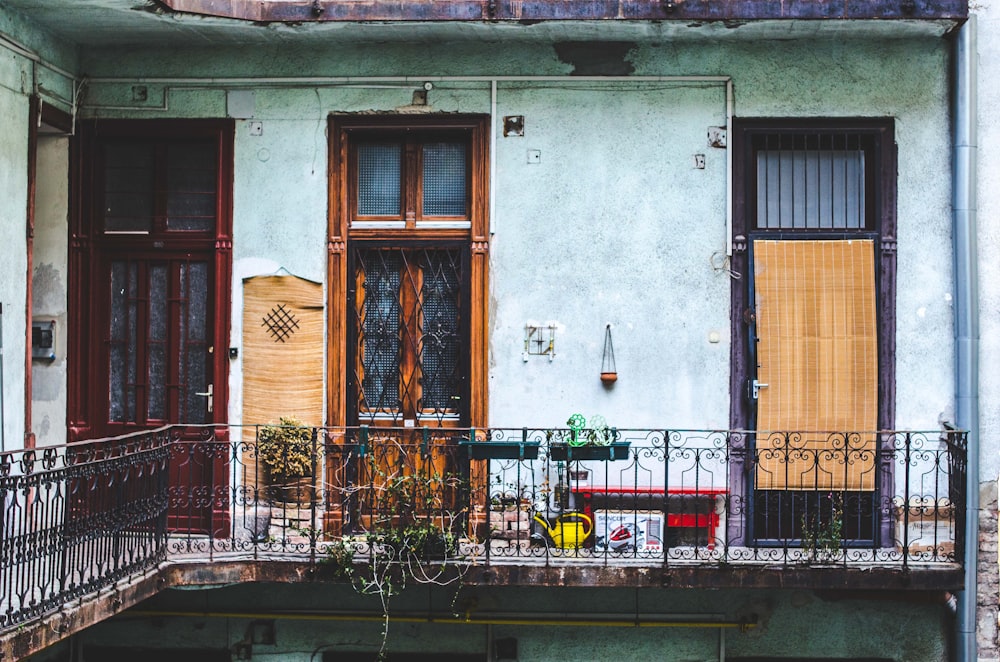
xmin=533 ymin=512 xmax=593 ymax=549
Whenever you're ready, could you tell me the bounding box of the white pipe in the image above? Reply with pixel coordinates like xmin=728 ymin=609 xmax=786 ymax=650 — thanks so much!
xmin=0 ymin=31 xmax=77 ymax=83
xmin=953 ymin=15 xmax=979 ymax=662
xmin=85 ymin=75 xmax=732 ymax=85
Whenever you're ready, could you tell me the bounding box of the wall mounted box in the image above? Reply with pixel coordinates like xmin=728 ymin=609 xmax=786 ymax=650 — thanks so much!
xmin=31 ymin=320 xmax=56 ymax=361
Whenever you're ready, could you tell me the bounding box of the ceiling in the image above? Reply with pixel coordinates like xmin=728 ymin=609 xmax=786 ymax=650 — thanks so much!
xmin=3 ymin=0 xmax=960 ymax=49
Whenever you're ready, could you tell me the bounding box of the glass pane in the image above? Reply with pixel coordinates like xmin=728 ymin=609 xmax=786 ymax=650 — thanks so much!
xmin=147 ymin=264 xmax=168 ymax=421
xmin=359 ymin=250 xmax=401 ymax=414
xmin=756 ymin=149 xmax=865 ymax=230
xmin=181 ymin=262 xmax=210 ymax=424
xmin=418 ymin=250 xmax=462 ymax=414
xmin=167 ymin=143 xmax=217 ymax=232
xmin=422 ymin=143 xmax=466 ymax=217
xmin=109 ymin=261 xmax=138 ymax=423
xmin=357 ymin=143 xmax=401 ymax=216
xmin=104 ymin=144 xmax=154 ymax=232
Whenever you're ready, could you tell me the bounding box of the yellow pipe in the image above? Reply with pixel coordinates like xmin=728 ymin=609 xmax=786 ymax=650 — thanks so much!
xmin=127 ymin=610 xmax=756 ymax=630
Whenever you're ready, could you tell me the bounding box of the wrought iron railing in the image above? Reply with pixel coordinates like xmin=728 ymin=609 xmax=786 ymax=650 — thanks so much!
xmin=1 ymin=425 xmax=966 ymax=631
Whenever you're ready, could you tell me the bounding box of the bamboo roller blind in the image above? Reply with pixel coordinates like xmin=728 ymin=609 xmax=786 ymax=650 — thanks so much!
xmin=753 ymin=239 xmax=877 ymax=491
xmin=242 ymin=275 xmax=324 ymax=481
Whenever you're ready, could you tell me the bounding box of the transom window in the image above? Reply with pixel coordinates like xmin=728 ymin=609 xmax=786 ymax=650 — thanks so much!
xmin=749 ymin=131 xmax=879 ymax=232
xmin=352 ymin=135 xmax=469 ymax=228
xmin=101 ymin=140 xmax=218 ymax=234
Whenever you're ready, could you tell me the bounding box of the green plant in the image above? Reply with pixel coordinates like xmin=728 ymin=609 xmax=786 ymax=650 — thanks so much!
xmin=256 ymin=417 xmax=314 ymax=483
xmin=367 ymin=471 xmax=463 ymax=561
xmin=800 ymin=494 xmax=844 ymax=562
xmin=324 ymin=455 xmax=470 ymax=661
xmin=548 ymin=413 xmax=618 ymax=446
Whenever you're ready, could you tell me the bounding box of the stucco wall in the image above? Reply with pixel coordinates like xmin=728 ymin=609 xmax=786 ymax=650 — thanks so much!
xmin=30 ymin=135 xmax=69 ymax=447
xmin=75 ymin=38 xmax=955 ymax=432
xmin=28 ymin=583 xmax=949 ymax=662
xmin=0 ymin=49 xmax=30 ymax=452
xmin=0 ymin=4 xmax=76 ymax=451
xmin=0 ymin=15 xmax=976 ymax=662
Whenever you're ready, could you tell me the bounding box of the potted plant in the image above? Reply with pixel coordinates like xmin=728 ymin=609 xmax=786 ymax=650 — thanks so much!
xmin=547 ymin=414 xmax=631 ymax=461
xmin=257 ymin=417 xmax=316 ymax=505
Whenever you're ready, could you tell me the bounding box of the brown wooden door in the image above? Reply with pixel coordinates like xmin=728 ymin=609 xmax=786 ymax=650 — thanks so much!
xmin=347 ymin=243 xmax=469 ymax=530
xmin=349 ymin=244 xmax=469 ymax=429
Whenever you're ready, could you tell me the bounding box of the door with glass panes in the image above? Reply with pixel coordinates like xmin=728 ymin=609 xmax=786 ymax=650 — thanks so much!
xmin=71 ymin=121 xmax=233 ymax=534
xmin=332 ymin=119 xmax=489 ymax=533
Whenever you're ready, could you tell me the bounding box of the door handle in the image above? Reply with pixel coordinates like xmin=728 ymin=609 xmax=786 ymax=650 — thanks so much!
xmin=195 ymin=383 xmax=214 ymax=413
xmin=751 ymin=379 xmax=768 ymax=400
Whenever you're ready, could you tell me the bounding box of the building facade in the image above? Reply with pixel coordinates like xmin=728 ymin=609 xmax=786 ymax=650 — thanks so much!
xmin=0 ymin=0 xmax=995 ymax=660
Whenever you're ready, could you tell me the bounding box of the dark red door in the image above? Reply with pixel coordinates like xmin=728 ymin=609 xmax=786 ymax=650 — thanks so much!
xmin=70 ymin=121 xmax=234 ymax=536
xmin=98 ymin=252 xmax=217 ymax=532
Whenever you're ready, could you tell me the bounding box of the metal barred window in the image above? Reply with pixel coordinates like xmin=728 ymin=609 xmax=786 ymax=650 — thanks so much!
xmin=352 ymin=247 xmax=465 ymax=423
xmin=752 ymin=132 xmax=875 ymax=231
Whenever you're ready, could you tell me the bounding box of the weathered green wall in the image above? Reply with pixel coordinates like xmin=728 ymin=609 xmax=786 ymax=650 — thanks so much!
xmin=0 ymin=48 xmax=30 ymax=451
xmin=74 ymin=38 xmax=954 ymax=433
xmin=0 ymin=13 xmax=966 ymax=662
xmin=36 ymin=583 xmax=948 ymax=661
xmin=0 ymin=4 xmax=76 ymax=449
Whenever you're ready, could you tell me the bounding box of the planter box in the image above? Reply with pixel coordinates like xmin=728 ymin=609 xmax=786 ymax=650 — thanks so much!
xmin=548 ymin=442 xmax=631 ymax=461
xmin=459 ymin=440 xmax=541 ymax=460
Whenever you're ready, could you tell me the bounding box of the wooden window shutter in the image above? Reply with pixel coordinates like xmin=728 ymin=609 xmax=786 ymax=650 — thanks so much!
xmin=753 ymin=239 xmax=877 ymax=491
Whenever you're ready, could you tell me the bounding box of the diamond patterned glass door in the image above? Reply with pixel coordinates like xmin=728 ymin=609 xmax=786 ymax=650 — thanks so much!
xmin=349 ymin=245 xmax=468 ymax=426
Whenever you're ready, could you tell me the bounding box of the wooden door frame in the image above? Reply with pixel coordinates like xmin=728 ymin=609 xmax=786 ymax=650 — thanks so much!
xmin=68 ymin=119 xmax=234 ymax=535
xmin=69 ymin=119 xmax=234 ymax=439
xmin=327 ymin=114 xmax=490 ymax=430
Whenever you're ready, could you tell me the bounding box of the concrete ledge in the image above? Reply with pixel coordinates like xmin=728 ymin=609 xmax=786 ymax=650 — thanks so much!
xmin=0 ymin=557 xmax=966 ymax=660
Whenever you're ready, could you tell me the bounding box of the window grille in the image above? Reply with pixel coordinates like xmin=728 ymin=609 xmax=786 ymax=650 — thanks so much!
xmin=753 ymin=133 xmax=870 ymax=230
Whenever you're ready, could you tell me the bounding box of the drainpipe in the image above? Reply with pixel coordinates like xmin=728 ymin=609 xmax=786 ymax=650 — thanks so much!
xmin=953 ymin=14 xmax=979 ymax=662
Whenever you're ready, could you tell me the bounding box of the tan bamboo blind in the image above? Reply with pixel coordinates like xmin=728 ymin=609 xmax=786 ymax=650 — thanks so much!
xmin=242 ymin=275 xmax=324 ymax=480
xmin=753 ymin=239 xmax=877 ymax=491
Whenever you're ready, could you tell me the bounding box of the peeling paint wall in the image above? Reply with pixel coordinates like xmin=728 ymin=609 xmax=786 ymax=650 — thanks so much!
xmin=0 ymin=12 xmax=973 ymax=662
xmin=0 ymin=4 xmax=76 ymax=450
xmin=74 ymin=38 xmax=954 ymax=432
xmin=0 ymin=46 xmax=31 ymax=452
xmin=30 ymin=136 xmax=68 ymax=447
xmin=29 ymin=584 xmax=950 ymax=662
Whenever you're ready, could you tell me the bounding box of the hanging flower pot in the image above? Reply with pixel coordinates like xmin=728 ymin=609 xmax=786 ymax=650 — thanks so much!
xmin=601 ymin=324 xmax=618 ymax=385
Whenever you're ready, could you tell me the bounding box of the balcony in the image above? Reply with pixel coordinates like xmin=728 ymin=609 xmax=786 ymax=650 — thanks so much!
xmin=0 ymin=425 xmax=965 ymax=650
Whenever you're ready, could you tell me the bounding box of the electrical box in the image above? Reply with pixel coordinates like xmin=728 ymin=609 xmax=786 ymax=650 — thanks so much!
xmin=32 ymin=320 xmax=56 ymax=361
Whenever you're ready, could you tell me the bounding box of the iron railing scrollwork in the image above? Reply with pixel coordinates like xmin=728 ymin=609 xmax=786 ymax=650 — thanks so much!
xmin=1 ymin=425 xmax=967 ymax=634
